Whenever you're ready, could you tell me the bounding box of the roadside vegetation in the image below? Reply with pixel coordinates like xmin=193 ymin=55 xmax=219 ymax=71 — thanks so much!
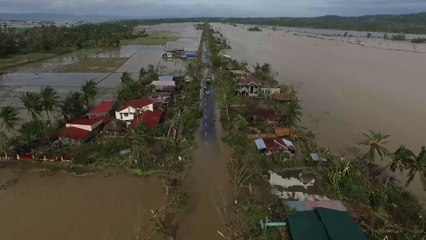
xmin=205 ymin=22 xmax=425 ymax=239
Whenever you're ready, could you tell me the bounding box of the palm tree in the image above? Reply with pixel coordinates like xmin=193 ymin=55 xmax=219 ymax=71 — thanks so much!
xmin=359 ymin=130 xmax=390 ymax=163
xmin=19 ymin=92 xmax=43 ymax=120
xmin=404 ymin=146 xmax=426 ymax=189
xmin=40 ymin=86 xmax=59 ymax=123
xmin=81 ymin=80 xmax=98 ymax=110
xmin=384 ymin=145 xmax=410 ymax=186
xmin=0 ymin=106 xmax=20 ymax=135
xmin=285 ymin=100 xmax=302 ymax=127
xmin=60 ymin=92 xmax=85 ymax=122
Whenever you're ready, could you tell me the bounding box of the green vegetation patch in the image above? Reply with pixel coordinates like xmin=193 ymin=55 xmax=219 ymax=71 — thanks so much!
xmin=0 ymin=52 xmax=57 ymax=70
xmin=60 ymin=57 xmax=128 ymax=73
xmin=121 ymin=31 xmax=178 ymax=45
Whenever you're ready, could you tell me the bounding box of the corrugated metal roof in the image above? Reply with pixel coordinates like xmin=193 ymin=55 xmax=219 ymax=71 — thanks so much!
xmin=255 ymin=139 xmax=266 ymax=150
xmin=158 ymin=75 xmax=174 ymax=81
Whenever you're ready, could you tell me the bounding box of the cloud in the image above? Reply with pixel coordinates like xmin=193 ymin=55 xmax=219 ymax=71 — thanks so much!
xmin=0 ymin=0 xmax=425 ymax=17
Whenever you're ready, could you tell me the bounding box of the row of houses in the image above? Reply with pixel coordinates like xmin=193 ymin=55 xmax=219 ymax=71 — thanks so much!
xmin=58 ymin=75 xmax=182 ymax=144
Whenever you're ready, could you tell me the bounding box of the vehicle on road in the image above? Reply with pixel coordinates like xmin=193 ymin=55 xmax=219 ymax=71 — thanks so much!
xmin=205 ymin=90 xmax=210 ymax=95
xmin=206 ymin=71 xmax=213 ymax=84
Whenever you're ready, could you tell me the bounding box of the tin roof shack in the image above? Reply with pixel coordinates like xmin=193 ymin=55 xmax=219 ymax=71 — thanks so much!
xmin=251 ymin=108 xmax=283 ymax=124
xmin=86 ymin=100 xmax=114 ymax=119
xmin=272 ymin=93 xmax=297 ymax=103
xmin=152 ymin=92 xmax=172 ymax=108
xmin=152 ymin=81 xmax=176 ymax=93
xmin=255 ymin=138 xmax=296 ymax=155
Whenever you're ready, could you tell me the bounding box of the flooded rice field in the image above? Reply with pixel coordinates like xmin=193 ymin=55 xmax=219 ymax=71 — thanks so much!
xmin=0 ymin=167 xmax=166 ymax=240
xmin=214 ymin=23 xmax=426 ymax=204
xmin=0 ymin=23 xmax=201 ymax=109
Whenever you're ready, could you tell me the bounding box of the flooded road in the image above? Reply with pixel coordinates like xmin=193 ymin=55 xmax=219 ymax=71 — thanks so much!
xmin=177 ymin=42 xmax=231 ymax=239
xmin=0 ymin=168 xmax=166 ymax=240
xmin=214 ymin=23 xmax=426 ymax=204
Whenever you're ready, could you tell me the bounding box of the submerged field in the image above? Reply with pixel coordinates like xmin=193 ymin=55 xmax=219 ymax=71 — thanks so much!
xmin=60 ymin=57 xmax=129 ymax=73
xmin=214 ymin=23 xmax=426 ymax=205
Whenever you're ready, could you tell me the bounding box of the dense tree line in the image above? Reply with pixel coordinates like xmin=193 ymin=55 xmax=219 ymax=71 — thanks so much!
xmin=219 ymin=12 xmax=426 ymax=34
xmin=133 ymin=12 xmax=426 ymax=34
xmin=0 ymin=21 xmax=139 ymax=57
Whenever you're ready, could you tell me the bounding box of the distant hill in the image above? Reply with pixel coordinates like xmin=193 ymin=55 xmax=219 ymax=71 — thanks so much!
xmin=215 ymin=12 xmax=426 ymax=34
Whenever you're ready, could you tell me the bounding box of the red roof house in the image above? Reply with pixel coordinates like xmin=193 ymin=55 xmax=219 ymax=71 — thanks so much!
xmin=66 ymin=117 xmax=106 ymax=132
xmin=130 ymin=109 xmax=164 ymax=129
xmin=87 ymin=100 xmax=115 ymax=119
xmin=58 ymin=127 xmax=92 ymax=142
xmin=251 ymin=108 xmax=282 ymax=122
xmin=116 ymin=97 xmax=155 ymax=122
xmin=237 ymin=76 xmax=263 ymax=96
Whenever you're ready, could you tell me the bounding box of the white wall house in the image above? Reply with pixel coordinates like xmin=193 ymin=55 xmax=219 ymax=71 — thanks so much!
xmin=236 ymin=76 xmax=262 ymax=97
xmin=115 ymin=97 xmax=154 ymax=123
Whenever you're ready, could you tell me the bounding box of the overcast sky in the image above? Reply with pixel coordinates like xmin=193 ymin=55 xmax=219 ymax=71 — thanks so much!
xmin=1 ymin=0 xmax=426 ymax=18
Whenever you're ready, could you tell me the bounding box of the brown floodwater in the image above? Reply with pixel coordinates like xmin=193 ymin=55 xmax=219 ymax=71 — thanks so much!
xmin=213 ymin=23 xmax=426 ymax=205
xmin=0 ymin=167 xmax=166 ymax=240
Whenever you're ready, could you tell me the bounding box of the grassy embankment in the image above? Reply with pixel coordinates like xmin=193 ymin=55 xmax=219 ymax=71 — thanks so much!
xmin=0 ymin=52 xmax=57 ymax=70
xmin=205 ymin=23 xmax=426 ymax=240
xmin=121 ymin=31 xmax=178 ymax=45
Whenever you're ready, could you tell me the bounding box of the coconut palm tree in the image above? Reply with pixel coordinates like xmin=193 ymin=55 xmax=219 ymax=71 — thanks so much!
xmin=40 ymin=86 xmax=59 ymax=124
xmin=359 ymin=130 xmax=390 ymax=163
xmin=384 ymin=145 xmax=411 ymax=186
xmin=81 ymin=80 xmax=98 ymax=110
xmin=19 ymin=92 xmax=43 ymax=120
xmin=403 ymin=146 xmax=426 ymax=189
xmin=285 ymin=100 xmax=303 ymax=127
xmin=0 ymin=106 xmax=20 ymax=135
xmin=60 ymin=92 xmax=85 ymax=122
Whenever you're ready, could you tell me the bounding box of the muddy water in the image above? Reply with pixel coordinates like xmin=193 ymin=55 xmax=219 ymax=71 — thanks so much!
xmin=0 ymin=167 xmax=166 ymax=240
xmin=177 ymin=114 xmax=232 ymax=240
xmin=213 ymin=23 xmax=426 ymax=204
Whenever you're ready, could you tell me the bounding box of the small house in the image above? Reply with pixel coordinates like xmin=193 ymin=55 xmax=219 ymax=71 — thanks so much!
xmin=58 ymin=127 xmax=92 ymax=143
xmin=255 ymin=138 xmax=296 ymax=154
xmin=236 ymin=76 xmax=262 ymax=97
xmin=115 ymin=97 xmax=154 ymax=122
xmin=151 ymin=81 xmax=176 ymax=92
xmin=86 ymin=100 xmax=115 ymax=119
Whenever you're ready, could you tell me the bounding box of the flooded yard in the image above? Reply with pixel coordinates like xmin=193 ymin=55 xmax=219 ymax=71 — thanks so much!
xmin=0 ymin=167 xmax=166 ymax=240
xmin=213 ymin=23 xmax=426 ymax=204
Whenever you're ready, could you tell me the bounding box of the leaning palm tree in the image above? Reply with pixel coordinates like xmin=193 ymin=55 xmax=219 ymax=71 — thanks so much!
xmin=40 ymin=86 xmax=59 ymax=123
xmin=0 ymin=106 xmax=20 ymax=135
xmin=359 ymin=130 xmax=390 ymax=163
xmin=60 ymin=92 xmax=85 ymax=122
xmin=404 ymin=146 xmax=426 ymax=189
xmin=19 ymin=92 xmax=43 ymax=120
xmin=384 ymin=145 xmax=411 ymax=186
xmin=81 ymin=80 xmax=98 ymax=110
